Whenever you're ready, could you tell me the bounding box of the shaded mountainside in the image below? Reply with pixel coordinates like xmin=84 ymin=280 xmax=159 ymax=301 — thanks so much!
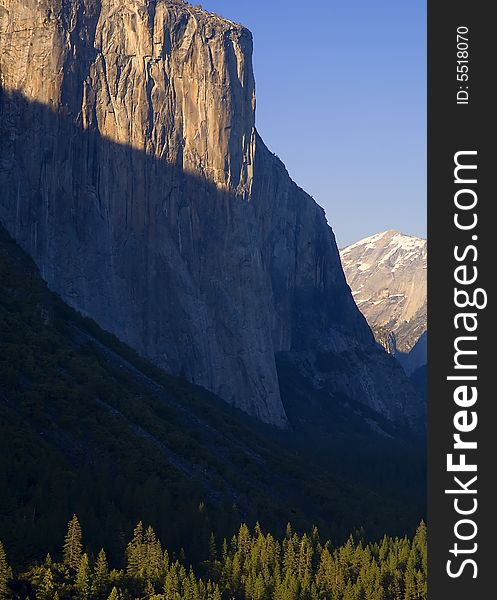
xmin=0 ymin=226 xmax=425 ymax=567
xmin=397 ymin=331 xmax=427 ymax=377
xmin=340 ymin=231 xmax=427 ymax=374
xmin=0 ymin=0 xmax=420 ymax=429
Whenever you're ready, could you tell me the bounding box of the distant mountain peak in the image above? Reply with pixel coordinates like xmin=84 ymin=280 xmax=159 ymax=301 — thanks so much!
xmin=342 ymin=230 xmax=425 ymax=253
xmin=340 ymin=230 xmax=427 ymax=361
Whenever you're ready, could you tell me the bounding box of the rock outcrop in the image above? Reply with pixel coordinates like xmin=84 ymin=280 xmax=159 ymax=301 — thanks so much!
xmin=0 ymin=0 xmax=420 ymax=427
xmin=340 ymin=230 xmax=427 ymax=372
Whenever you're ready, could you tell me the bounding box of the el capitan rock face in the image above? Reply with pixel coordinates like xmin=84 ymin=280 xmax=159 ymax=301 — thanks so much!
xmin=0 ymin=0 xmax=420 ymax=428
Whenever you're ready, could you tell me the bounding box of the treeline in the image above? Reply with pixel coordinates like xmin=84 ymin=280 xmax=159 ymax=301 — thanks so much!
xmin=0 ymin=516 xmax=426 ymax=600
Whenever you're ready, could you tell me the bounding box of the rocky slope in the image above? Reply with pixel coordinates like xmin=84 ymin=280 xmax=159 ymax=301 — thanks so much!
xmin=340 ymin=231 xmax=427 ymax=371
xmin=0 ymin=224 xmax=426 ymax=563
xmin=0 ymin=0 xmax=420 ymax=428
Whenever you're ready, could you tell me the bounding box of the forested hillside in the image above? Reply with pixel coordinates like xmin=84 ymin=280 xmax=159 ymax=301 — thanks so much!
xmin=0 ymin=226 xmax=424 ymax=568
xmin=0 ymin=517 xmax=427 ymax=600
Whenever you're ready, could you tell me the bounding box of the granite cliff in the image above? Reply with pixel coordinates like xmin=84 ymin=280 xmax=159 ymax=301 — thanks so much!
xmin=340 ymin=231 xmax=427 ymax=374
xmin=0 ymin=0 xmax=421 ymax=428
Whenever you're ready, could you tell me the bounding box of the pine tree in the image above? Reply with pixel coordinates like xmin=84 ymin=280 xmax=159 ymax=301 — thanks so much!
xmin=143 ymin=525 xmax=163 ymax=583
xmin=37 ymin=567 xmax=55 ymax=600
xmin=208 ymin=532 xmax=218 ymax=579
xmin=414 ymin=521 xmax=428 ymax=574
xmin=212 ymin=584 xmax=222 ymax=600
xmin=75 ymin=553 xmax=91 ymax=599
xmin=63 ymin=515 xmax=83 ymax=570
xmin=252 ymin=572 xmax=265 ymax=600
xmin=93 ymin=549 xmax=110 ymax=598
xmin=209 ymin=532 xmax=217 ymax=564
xmin=163 ymin=562 xmax=181 ymax=598
xmin=107 ymin=587 xmax=120 ymax=600
xmin=126 ymin=522 xmax=145 ymax=578
xmin=0 ymin=542 xmax=12 ymax=600
xmin=221 ymin=538 xmax=228 ymax=562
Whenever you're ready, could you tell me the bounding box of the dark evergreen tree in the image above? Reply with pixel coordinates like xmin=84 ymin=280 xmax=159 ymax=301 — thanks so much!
xmin=75 ymin=553 xmax=91 ymax=599
xmin=126 ymin=522 xmax=145 ymax=579
xmin=37 ymin=567 xmax=55 ymax=600
xmin=93 ymin=548 xmax=110 ymax=598
xmin=143 ymin=525 xmax=163 ymax=584
xmin=63 ymin=515 xmax=83 ymax=570
xmin=0 ymin=542 xmax=12 ymax=600
xmin=107 ymin=587 xmax=120 ymax=600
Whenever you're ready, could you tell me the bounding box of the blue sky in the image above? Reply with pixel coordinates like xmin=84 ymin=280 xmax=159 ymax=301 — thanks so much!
xmin=201 ymin=0 xmax=426 ymax=247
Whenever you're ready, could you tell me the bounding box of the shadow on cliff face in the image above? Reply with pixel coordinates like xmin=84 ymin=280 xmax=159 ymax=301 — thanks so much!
xmin=0 ymin=87 xmax=284 ymax=425
xmin=0 ymin=91 xmax=427 ymax=555
xmin=0 ymin=88 xmax=400 ymax=418
xmin=0 ymin=88 xmax=425 ymax=435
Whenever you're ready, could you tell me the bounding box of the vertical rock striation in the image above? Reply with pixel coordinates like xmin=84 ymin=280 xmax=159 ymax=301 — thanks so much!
xmin=0 ymin=0 xmax=419 ymax=427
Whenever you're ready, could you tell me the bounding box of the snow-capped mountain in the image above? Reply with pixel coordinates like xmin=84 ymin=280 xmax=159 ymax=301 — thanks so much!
xmin=340 ymin=231 xmax=427 ymax=372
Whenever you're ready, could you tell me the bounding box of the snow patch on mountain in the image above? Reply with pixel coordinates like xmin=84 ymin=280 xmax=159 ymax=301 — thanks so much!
xmin=340 ymin=230 xmax=427 ymax=364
